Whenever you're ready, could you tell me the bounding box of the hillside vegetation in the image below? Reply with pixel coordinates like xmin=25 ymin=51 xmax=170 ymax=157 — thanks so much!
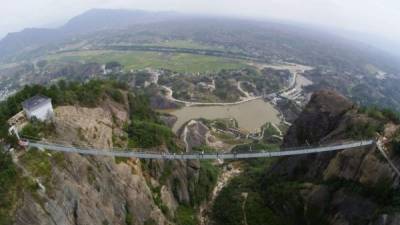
xmin=212 ymin=90 xmax=400 ymax=225
xmin=0 ymin=79 xmax=223 ymax=224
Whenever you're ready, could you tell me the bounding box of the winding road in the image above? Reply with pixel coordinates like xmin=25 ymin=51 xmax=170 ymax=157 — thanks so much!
xmin=161 ymin=63 xmax=311 ymax=107
xmin=162 ymin=85 xmax=262 ymax=107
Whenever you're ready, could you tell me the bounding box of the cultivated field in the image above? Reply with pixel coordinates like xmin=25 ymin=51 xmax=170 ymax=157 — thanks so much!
xmin=47 ymin=50 xmax=250 ymax=73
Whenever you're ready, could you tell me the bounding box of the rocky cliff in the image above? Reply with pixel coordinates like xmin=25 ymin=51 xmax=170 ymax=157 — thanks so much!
xmin=266 ymin=90 xmax=400 ymax=225
xmin=11 ymin=96 xmax=204 ymax=225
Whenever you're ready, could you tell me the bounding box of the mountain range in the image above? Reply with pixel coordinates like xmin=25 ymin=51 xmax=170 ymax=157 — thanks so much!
xmin=0 ymin=9 xmax=181 ymax=60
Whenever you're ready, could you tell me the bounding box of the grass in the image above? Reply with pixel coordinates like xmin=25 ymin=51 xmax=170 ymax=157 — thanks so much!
xmin=0 ymin=150 xmax=18 ymax=225
xmin=52 ymin=152 xmax=66 ymax=169
xmin=263 ymin=122 xmax=280 ymax=137
xmin=212 ymin=131 xmax=249 ymax=145
xmin=115 ymin=157 xmax=129 ymax=164
xmin=0 ymin=149 xmax=56 ymax=225
xmin=47 ymin=50 xmax=249 ymax=73
xmin=150 ymin=186 xmax=170 ymax=216
xmin=19 ymin=149 xmax=52 ymax=186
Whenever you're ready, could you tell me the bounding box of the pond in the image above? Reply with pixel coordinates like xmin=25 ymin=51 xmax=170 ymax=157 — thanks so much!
xmin=166 ymin=99 xmax=281 ymax=133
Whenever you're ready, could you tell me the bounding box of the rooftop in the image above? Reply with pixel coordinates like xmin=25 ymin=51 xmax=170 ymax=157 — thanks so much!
xmin=22 ymin=95 xmax=51 ymax=111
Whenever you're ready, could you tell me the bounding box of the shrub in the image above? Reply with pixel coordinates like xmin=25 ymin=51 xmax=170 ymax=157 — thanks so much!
xmin=124 ymin=204 xmax=134 ymax=225
xmin=345 ymin=120 xmax=382 ymax=139
xmin=359 ymin=106 xmax=400 ymax=124
xmin=192 ymin=145 xmax=216 ymax=153
xmin=214 ymin=120 xmax=227 ymax=130
xmin=0 ymin=79 xmax=130 ymax=141
xmin=382 ymin=108 xmax=400 ymax=124
xmin=324 ymin=177 xmax=398 ymax=214
xmin=190 ymin=161 xmax=220 ymax=206
xmin=0 ymin=149 xmax=18 ymax=225
xmin=106 ymin=88 xmax=124 ymax=103
xmin=20 ymin=119 xmax=55 ymax=139
xmin=212 ymin=181 xmax=244 ymax=225
xmin=175 ymin=206 xmax=198 ymax=225
xmin=144 ymin=218 xmax=157 ymax=225
xmin=128 ymin=93 xmax=158 ymax=122
xmin=391 ymin=140 xmax=400 ymax=156
xmin=126 ymin=120 xmax=179 ymax=151
xmin=263 ymin=122 xmax=280 ymax=137
xmin=19 ymin=149 xmax=52 ymax=186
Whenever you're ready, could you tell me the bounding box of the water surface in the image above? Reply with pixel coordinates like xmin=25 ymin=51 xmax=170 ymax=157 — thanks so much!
xmin=167 ymin=99 xmax=280 ymax=132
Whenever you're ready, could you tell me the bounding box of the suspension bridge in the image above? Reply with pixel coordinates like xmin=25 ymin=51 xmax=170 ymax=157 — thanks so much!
xmin=23 ymin=138 xmax=375 ymax=160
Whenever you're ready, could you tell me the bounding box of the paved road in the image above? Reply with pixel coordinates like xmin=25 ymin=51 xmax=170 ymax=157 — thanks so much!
xmin=162 ymin=85 xmax=262 ymax=107
xmin=162 ymin=63 xmax=309 ymax=107
xmin=27 ymin=140 xmax=374 ymax=160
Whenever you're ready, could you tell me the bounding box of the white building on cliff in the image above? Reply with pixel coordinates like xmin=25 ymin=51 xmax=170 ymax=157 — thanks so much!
xmin=22 ymin=95 xmax=53 ymax=121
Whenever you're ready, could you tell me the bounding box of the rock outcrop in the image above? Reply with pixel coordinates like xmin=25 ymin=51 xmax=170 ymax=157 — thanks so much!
xmin=178 ymin=120 xmax=227 ymax=152
xmin=13 ymin=99 xmax=201 ymax=225
xmin=267 ymin=90 xmax=400 ymax=225
xmin=150 ymin=95 xmax=179 ymax=110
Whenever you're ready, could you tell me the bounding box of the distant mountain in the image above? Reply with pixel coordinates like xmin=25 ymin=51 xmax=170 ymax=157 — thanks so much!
xmin=61 ymin=9 xmax=179 ymax=34
xmin=329 ymin=28 xmax=400 ymax=60
xmin=0 ymin=9 xmax=180 ymax=60
xmin=0 ymin=28 xmax=61 ymax=59
xmin=1 ymin=8 xmax=399 ymax=75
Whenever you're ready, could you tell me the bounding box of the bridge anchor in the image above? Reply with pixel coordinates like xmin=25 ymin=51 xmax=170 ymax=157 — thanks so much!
xmin=8 ymin=126 xmax=29 ymax=147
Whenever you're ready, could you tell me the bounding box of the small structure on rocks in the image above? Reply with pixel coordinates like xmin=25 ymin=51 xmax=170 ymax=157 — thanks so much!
xmin=22 ymin=95 xmax=53 ymax=121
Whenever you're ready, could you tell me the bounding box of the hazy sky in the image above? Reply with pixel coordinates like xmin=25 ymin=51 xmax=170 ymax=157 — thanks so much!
xmin=1 ymin=0 xmax=400 ymax=46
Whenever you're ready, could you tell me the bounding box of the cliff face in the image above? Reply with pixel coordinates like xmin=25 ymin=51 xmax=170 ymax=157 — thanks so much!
xmin=12 ymin=99 xmax=201 ymax=225
xmin=16 ymin=153 xmax=166 ymax=225
xmin=266 ymin=90 xmax=400 ymax=225
xmin=282 ymin=90 xmax=354 ymax=148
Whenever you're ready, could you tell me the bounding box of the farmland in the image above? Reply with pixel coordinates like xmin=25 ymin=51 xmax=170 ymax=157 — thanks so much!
xmin=47 ymin=50 xmax=250 ymax=73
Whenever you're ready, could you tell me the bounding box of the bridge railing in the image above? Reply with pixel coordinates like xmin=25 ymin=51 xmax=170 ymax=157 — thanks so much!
xmin=24 ymin=136 xmax=375 ymax=160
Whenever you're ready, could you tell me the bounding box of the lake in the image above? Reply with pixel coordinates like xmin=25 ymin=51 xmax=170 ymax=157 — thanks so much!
xmin=166 ymin=99 xmax=280 ymax=133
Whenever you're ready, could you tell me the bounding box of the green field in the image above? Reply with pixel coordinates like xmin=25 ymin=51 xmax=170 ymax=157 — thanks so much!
xmin=146 ymin=39 xmax=217 ymax=50
xmin=47 ymin=50 xmax=250 ymax=73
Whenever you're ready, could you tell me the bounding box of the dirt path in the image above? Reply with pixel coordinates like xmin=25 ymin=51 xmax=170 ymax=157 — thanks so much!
xmin=199 ymin=164 xmax=242 ymax=225
xmin=271 ymin=123 xmax=283 ymax=136
xmin=241 ymin=192 xmax=249 ymax=225
xmin=182 ymin=125 xmax=190 ymax=152
xmin=181 ymin=120 xmax=197 ymax=152
xmin=237 ymin=81 xmax=252 ymax=99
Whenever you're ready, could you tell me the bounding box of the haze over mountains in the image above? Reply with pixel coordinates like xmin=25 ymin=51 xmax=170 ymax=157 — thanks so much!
xmin=2 ymin=8 xmax=400 ymax=112
xmin=0 ymin=9 xmax=182 ymax=59
xmin=1 ymin=9 xmax=399 ymax=67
